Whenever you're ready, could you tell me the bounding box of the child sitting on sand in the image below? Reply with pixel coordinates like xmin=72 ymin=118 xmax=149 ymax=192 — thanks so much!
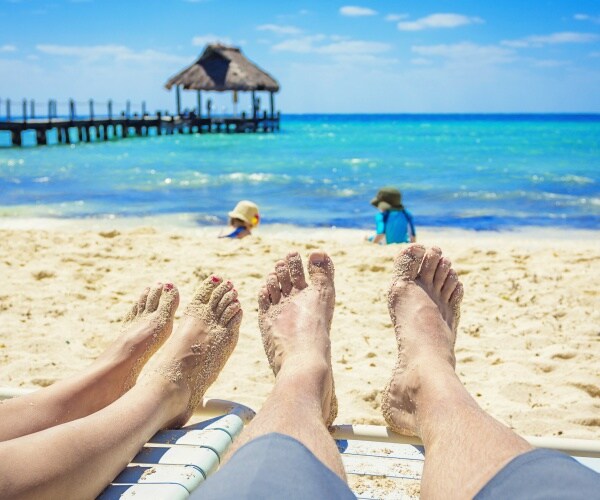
xmin=366 ymin=186 xmax=416 ymax=244
xmin=219 ymin=200 xmax=260 ymax=239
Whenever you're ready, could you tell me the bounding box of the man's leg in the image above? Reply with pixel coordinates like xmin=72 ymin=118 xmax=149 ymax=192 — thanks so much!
xmin=0 ymin=282 xmax=179 ymax=441
xmin=0 ymin=276 xmax=241 ymax=500
xmin=382 ymin=245 xmax=535 ymax=498
xmin=221 ymin=251 xmax=345 ymax=479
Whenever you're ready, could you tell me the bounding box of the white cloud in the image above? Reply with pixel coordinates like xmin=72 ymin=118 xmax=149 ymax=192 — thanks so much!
xmin=385 ymin=13 xmax=408 ymax=22
xmin=533 ymin=59 xmax=569 ymax=68
xmin=272 ymin=35 xmax=390 ymax=58
xmin=411 ymin=58 xmax=433 ymax=66
xmin=0 ymin=44 xmax=17 ymax=52
xmin=398 ymin=13 xmax=483 ymax=31
xmin=256 ymin=24 xmax=302 ymax=35
xmin=36 ymin=44 xmax=190 ymax=64
xmin=574 ymin=13 xmax=600 ymax=24
xmin=412 ymin=43 xmax=514 ymax=65
xmin=340 ymin=6 xmax=377 ymax=17
xmin=271 ymin=35 xmax=327 ymax=54
xmin=191 ymin=35 xmax=233 ymax=46
xmin=502 ymin=32 xmax=599 ymax=48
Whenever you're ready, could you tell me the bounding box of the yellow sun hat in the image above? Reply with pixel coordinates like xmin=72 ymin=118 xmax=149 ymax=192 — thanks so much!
xmin=228 ymin=200 xmax=260 ymax=228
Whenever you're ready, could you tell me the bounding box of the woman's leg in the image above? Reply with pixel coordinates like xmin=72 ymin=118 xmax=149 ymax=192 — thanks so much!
xmin=0 ymin=282 xmax=179 ymax=442
xmin=0 ymin=275 xmax=242 ymax=500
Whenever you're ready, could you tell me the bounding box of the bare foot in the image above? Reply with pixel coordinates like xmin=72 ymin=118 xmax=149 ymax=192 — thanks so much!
xmin=113 ymin=282 xmax=180 ymax=392
xmin=382 ymin=245 xmax=464 ymax=436
xmin=85 ymin=281 xmax=180 ymax=402
xmin=258 ymin=251 xmax=338 ymax=427
xmin=141 ymin=275 xmax=242 ymax=428
xmin=0 ymin=282 xmax=180 ymax=443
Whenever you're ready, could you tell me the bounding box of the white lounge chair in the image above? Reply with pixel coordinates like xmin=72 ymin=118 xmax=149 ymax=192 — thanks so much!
xmin=1 ymin=388 xmax=598 ymax=499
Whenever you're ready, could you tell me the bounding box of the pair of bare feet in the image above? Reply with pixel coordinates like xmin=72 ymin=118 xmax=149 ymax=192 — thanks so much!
xmin=86 ymin=243 xmax=462 ymax=441
xmin=72 ymin=275 xmax=243 ymax=435
xmin=257 ymin=244 xmax=463 ymax=437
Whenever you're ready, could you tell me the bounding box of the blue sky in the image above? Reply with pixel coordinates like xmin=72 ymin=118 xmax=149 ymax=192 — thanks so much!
xmin=1 ymin=0 xmax=599 ymax=113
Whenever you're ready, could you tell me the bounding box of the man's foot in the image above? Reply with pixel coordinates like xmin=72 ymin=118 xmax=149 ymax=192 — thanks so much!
xmin=257 ymin=251 xmax=338 ymax=427
xmin=382 ymin=245 xmax=464 ymax=436
xmin=141 ymin=275 xmax=242 ymax=428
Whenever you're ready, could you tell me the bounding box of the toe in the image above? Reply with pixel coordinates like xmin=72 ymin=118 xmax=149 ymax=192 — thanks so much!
xmin=122 ymin=302 xmax=138 ymax=324
xmin=433 ymin=258 xmax=451 ymax=291
xmin=258 ymin=287 xmax=270 ymax=312
xmin=157 ymin=282 xmax=180 ymax=316
xmin=226 ymin=308 xmax=243 ymax=330
xmin=193 ymin=275 xmax=224 ymax=304
xmin=307 ymin=251 xmax=335 ymax=286
xmin=441 ymin=270 xmax=458 ymax=302
xmin=286 ymin=252 xmax=308 ymax=290
xmin=137 ymin=287 xmax=150 ymax=314
xmin=266 ymin=273 xmax=281 ymax=304
xmin=450 ymin=281 xmax=464 ymax=308
xmin=393 ymin=244 xmax=426 ymax=281
xmin=419 ymin=246 xmax=442 ymax=284
xmin=221 ymin=300 xmax=242 ymax=325
xmin=145 ymin=283 xmax=163 ymax=312
xmin=215 ymin=289 xmax=238 ymax=320
xmin=208 ymin=281 xmax=234 ymax=312
xmin=275 ymin=260 xmax=293 ymax=296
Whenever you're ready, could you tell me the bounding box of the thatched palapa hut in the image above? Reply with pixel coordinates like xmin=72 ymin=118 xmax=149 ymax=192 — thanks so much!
xmin=165 ymin=44 xmax=280 ymax=119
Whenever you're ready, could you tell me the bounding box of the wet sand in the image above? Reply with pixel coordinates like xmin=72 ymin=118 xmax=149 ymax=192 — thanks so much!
xmin=0 ymin=221 xmax=598 ymax=439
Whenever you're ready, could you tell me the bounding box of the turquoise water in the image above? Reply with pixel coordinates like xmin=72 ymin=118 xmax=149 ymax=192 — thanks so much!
xmin=0 ymin=115 xmax=599 ymax=230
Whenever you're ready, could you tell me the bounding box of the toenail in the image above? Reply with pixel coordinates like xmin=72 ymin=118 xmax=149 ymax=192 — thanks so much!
xmin=164 ymin=283 xmax=174 ymax=291
xmin=211 ymin=276 xmax=221 ymax=283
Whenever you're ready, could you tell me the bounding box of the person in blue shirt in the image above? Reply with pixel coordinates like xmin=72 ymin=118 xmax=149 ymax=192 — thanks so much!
xmin=367 ymin=186 xmax=416 ymax=244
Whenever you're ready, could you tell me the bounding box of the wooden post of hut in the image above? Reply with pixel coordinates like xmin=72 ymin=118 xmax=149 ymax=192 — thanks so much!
xmin=6 ymin=99 xmax=11 ymax=121
xmin=270 ymin=92 xmax=275 ymax=119
xmin=175 ymin=85 xmax=181 ymax=116
xmin=22 ymin=99 xmax=27 ymax=124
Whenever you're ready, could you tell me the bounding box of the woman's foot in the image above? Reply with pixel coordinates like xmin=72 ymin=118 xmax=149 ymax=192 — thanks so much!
xmin=0 ymin=283 xmax=179 ymax=442
xmin=382 ymin=245 xmax=464 ymax=436
xmin=141 ymin=275 xmax=242 ymax=428
xmin=257 ymin=251 xmax=338 ymax=427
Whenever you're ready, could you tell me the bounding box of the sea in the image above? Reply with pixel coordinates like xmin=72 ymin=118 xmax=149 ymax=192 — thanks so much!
xmin=0 ymin=114 xmax=599 ymax=231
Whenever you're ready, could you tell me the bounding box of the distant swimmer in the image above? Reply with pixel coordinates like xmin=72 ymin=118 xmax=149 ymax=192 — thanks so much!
xmin=366 ymin=186 xmax=416 ymax=244
xmin=219 ymin=200 xmax=260 ymax=239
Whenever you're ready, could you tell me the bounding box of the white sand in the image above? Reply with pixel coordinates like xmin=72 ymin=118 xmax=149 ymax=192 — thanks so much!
xmin=0 ymin=220 xmax=598 ymax=440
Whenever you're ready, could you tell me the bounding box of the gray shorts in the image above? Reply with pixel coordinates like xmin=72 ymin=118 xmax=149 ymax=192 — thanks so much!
xmin=194 ymin=433 xmax=600 ymax=499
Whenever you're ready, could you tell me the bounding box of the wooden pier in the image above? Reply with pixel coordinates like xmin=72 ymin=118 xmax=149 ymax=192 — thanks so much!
xmin=0 ymin=99 xmax=280 ymax=147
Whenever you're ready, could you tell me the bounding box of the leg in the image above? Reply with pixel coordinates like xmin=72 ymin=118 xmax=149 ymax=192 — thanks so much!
xmin=382 ymin=245 xmax=532 ymax=499
xmin=0 ymin=282 xmax=179 ymax=442
xmin=0 ymin=276 xmax=241 ymax=500
xmin=223 ymin=251 xmax=344 ymax=479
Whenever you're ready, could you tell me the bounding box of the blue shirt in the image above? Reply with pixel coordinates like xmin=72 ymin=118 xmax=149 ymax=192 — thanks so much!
xmin=375 ymin=209 xmax=415 ymax=244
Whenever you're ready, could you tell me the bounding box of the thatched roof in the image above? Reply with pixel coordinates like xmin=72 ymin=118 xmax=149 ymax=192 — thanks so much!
xmin=165 ymin=44 xmax=279 ymax=92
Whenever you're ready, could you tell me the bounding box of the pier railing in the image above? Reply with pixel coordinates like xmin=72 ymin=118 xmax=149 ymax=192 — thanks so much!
xmin=0 ymin=98 xmax=280 ymax=147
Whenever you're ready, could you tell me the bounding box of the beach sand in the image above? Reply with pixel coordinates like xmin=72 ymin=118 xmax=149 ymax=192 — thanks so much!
xmin=0 ymin=220 xmax=598 ymax=440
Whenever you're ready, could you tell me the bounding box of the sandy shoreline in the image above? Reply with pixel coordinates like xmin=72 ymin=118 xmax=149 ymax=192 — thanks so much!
xmin=0 ymin=219 xmax=598 ymax=440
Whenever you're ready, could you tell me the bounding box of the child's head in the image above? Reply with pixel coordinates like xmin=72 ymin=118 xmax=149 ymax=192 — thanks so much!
xmin=371 ymin=187 xmax=403 ymax=211
xmin=228 ymin=201 xmax=260 ymax=230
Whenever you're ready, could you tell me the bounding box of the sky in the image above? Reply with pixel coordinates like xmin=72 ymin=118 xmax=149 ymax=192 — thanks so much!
xmin=0 ymin=0 xmax=599 ymax=114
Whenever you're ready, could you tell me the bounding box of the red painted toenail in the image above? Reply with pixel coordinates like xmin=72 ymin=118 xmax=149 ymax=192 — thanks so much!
xmin=211 ymin=276 xmax=221 ymax=283
xmin=164 ymin=283 xmax=174 ymax=291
